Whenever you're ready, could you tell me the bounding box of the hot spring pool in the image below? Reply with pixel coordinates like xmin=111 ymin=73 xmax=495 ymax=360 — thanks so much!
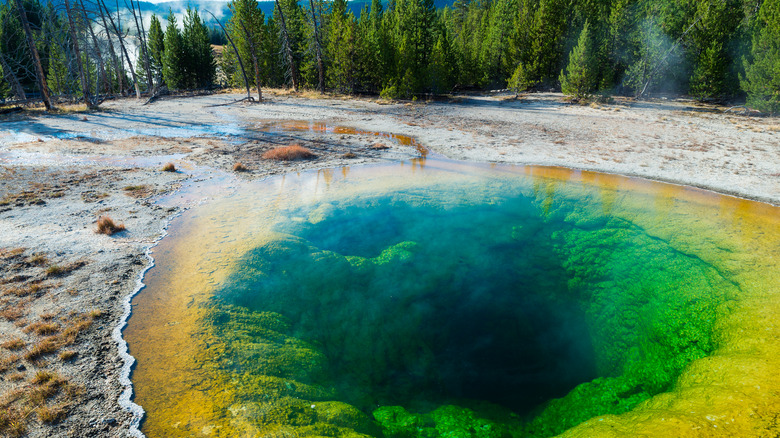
xmin=123 ymin=159 xmax=780 ymax=437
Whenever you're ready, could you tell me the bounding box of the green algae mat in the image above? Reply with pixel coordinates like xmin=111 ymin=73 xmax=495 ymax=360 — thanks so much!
xmin=124 ymin=160 xmax=780 ymax=437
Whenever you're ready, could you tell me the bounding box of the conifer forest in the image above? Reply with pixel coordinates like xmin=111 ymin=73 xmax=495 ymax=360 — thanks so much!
xmin=1 ymin=0 xmax=779 ymax=113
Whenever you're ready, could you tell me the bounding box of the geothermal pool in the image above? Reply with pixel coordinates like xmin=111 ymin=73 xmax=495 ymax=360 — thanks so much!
xmin=124 ymin=158 xmax=780 ymax=437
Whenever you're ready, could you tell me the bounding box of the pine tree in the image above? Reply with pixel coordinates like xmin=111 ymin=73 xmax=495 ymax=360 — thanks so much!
xmin=162 ymin=10 xmax=185 ymax=89
xmin=559 ymin=21 xmax=597 ymax=99
xmin=326 ymin=0 xmax=357 ymax=92
xmin=183 ymin=6 xmax=215 ymax=88
xmin=742 ymin=0 xmax=780 ymax=114
xmin=148 ymin=14 xmax=165 ymax=85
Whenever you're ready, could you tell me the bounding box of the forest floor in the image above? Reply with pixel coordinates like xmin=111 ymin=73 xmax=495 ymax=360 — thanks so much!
xmin=0 ymin=90 xmax=777 ymax=437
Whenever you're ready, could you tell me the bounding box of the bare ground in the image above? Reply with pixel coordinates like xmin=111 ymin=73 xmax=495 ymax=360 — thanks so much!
xmin=0 ymin=91 xmax=777 ymax=437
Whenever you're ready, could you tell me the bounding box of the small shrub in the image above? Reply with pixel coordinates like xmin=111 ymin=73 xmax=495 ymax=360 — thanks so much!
xmin=162 ymin=162 xmax=176 ymax=172
xmin=1 ymin=339 xmax=25 ymax=350
xmin=96 ymin=216 xmax=125 ymax=235
xmin=262 ymin=145 xmax=317 ymax=161
xmin=232 ymin=162 xmax=248 ymax=172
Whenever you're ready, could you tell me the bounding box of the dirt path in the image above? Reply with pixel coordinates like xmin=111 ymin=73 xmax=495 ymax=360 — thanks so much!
xmin=0 ymin=92 xmax=777 ymax=437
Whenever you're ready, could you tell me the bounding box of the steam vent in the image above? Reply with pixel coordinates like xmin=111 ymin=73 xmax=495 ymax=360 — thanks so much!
xmin=125 ymin=159 xmax=780 ymax=437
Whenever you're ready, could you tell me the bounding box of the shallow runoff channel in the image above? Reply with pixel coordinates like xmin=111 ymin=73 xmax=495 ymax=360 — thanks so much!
xmin=123 ymin=139 xmax=780 ymax=437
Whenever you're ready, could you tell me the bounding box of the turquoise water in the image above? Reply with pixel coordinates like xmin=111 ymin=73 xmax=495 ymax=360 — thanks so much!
xmin=126 ymin=160 xmax=780 ymax=437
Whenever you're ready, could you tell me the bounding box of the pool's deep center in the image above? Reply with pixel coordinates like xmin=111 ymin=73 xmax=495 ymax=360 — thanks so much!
xmin=205 ymin=188 xmax=732 ymax=437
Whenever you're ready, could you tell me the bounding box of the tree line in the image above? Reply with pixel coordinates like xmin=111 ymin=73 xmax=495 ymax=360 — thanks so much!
xmin=1 ymin=0 xmax=779 ymax=113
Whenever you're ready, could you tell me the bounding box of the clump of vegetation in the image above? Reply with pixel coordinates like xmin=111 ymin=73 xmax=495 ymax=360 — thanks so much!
xmin=342 ymin=152 xmax=358 ymax=159
xmin=162 ymin=162 xmax=177 ymax=172
xmin=24 ymin=337 xmax=59 ymax=361
xmin=45 ymin=265 xmax=63 ymax=277
xmin=122 ymin=185 xmax=152 ymax=198
xmin=371 ymin=143 xmax=390 ymax=150
xmin=58 ymin=350 xmax=77 ymax=361
xmin=25 ymin=321 xmax=60 ymax=336
xmin=1 ymin=339 xmax=24 ymax=350
xmin=232 ymin=162 xmax=248 ymax=172
xmin=262 ymin=145 xmax=317 ymax=161
xmin=27 ymin=254 xmax=48 ymax=266
xmin=96 ymin=216 xmax=126 ymax=235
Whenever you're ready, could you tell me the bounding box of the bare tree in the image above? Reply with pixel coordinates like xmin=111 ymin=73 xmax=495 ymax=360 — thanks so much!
xmin=238 ymin=19 xmax=262 ymax=100
xmin=95 ymin=0 xmax=123 ymax=94
xmin=63 ymin=0 xmax=94 ymax=108
xmin=0 ymin=52 xmax=26 ymax=100
xmin=79 ymin=0 xmax=110 ymax=96
xmin=274 ymin=0 xmax=299 ymax=91
xmin=98 ymin=0 xmax=141 ymax=98
xmin=308 ymin=0 xmax=324 ymax=93
xmin=127 ymin=0 xmax=153 ymax=93
xmin=12 ymin=0 xmax=53 ymax=109
xmin=207 ymin=10 xmax=253 ymax=101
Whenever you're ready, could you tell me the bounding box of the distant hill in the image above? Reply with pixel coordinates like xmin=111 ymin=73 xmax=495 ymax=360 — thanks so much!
xmin=133 ymin=0 xmax=452 ymax=26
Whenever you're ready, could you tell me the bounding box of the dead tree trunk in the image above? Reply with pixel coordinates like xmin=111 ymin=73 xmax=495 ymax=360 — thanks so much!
xmin=238 ymin=19 xmax=262 ymax=100
xmin=79 ymin=0 xmax=110 ymax=96
xmin=128 ymin=0 xmax=153 ymax=93
xmin=63 ymin=0 xmax=94 ymax=108
xmin=99 ymin=0 xmax=140 ymax=98
xmin=274 ymin=0 xmax=299 ymax=91
xmin=208 ymin=11 xmax=252 ymax=100
xmin=13 ymin=0 xmax=53 ymax=110
xmin=308 ymin=0 xmax=324 ymax=93
xmin=0 ymin=52 xmax=26 ymax=101
xmin=96 ymin=0 xmax=123 ymax=95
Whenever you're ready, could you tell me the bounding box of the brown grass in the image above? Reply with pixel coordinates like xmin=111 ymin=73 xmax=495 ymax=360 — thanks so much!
xmin=162 ymin=162 xmax=176 ymax=172
xmin=232 ymin=162 xmax=248 ymax=172
xmin=27 ymin=254 xmax=47 ymax=266
xmin=1 ymin=339 xmax=25 ymax=351
xmin=96 ymin=216 xmax=126 ymax=235
xmin=341 ymin=152 xmax=358 ymax=159
xmin=262 ymin=145 xmax=317 ymax=161
xmin=24 ymin=322 xmax=60 ymax=336
xmin=122 ymin=184 xmax=152 ymax=198
xmin=37 ymin=404 xmax=68 ymax=424
xmin=58 ymin=350 xmax=77 ymax=361
xmin=45 ymin=265 xmax=63 ymax=277
xmin=371 ymin=143 xmax=390 ymax=150
xmin=0 ymin=306 xmax=24 ymax=321
xmin=24 ymin=337 xmax=59 ymax=361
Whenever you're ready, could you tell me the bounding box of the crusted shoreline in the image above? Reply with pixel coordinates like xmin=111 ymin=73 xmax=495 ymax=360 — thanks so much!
xmin=0 ymin=91 xmax=777 ymax=438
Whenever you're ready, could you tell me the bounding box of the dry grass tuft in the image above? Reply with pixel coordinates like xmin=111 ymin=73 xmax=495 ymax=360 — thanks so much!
xmin=24 ymin=337 xmax=59 ymax=361
xmin=30 ymin=370 xmax=58 ymax=385
xmin=371 ymin=143 xmax=390 ymax=150
xmin=27 ymin=254 xmax=47 ymax=266
xmin=341 ymin=152 xmax=358 ymax=159
xmin=25 ymin=322 xmax=60 ymax=336
xmin=88 ymin=309 xmax=103 ymax=319
xmin=45 ymin=265 xmax=63 ymax=277
xmin=162 ymin=162 xmax=176 ymax=172
xmin=1 ymin=339 xmax=25 ymax=351
xmin=0 ymin=306 xmax=24 ymax=321
xmin=232 ymin=162 xmax=248 ymax=172
xmin=122 ymin=184 xmax=152 ymax=198
xmin=262 ymin=144 xmax=317 ymax=161
xmin=96 ymin=216 xmax=126 ymax=235
xmin=37 ymin=405 xmax=68 ymax=424
xmin=58 ymin=350 xmax=77 ymax=361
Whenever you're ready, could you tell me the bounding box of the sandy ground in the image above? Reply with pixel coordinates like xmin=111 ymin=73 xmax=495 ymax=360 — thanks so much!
xmin=0 ymin=91 xmax=777 ymax=437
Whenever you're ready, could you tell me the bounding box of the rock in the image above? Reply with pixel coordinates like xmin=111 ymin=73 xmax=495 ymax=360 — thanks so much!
xmin=16 ymin=363 xmax=26 ymax=371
